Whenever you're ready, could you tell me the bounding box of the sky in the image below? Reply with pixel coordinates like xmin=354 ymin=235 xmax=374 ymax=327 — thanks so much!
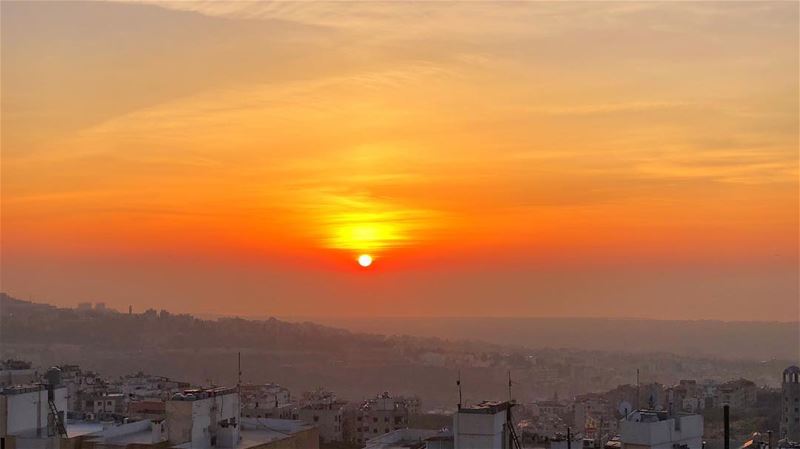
xmin=1 ymin=1 xmax=798 ymax=321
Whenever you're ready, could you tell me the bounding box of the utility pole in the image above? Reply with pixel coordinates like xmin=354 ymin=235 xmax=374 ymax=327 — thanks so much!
xmin=457 ymin=370 xmax=462 ymax=410
xmin=723 ymin=405 xmax=730 ymax=449
xmin=508 ymin=371 xmax=513 ymax=402
xmin=567 ymin=426 xmax=572 ymax=449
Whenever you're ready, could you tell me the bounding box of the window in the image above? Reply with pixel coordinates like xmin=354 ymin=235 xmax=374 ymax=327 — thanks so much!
xmin=313 ymin=416 xmax=319 ymax=422
xmin=384 ymin=428 xmax=389 ymax=433
xmin=384 ymin=417 xmax=389 ymax=422
xmin=373 ymin=417 xmax=378 ymax=423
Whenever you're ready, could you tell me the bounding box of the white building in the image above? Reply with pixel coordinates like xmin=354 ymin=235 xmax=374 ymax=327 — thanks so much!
xmin=84 ymin=392 xmax=125 ymax=415
xmin=166 ymin=387 xmax=240 ymax=449
xmin=352 ymin=393 xmax=412 ymax=444
xmin=0 ymin=384 xmax=68 ymax=438
xmin=453 ymin=401 xmax=517 ymax=449
xmin=240 ymin=383 xmax=291 ymax=410
xmin=121 ymin=372 xmax=190 ymax=401
xmin=619 ymin=410 xmax=703 ymax=449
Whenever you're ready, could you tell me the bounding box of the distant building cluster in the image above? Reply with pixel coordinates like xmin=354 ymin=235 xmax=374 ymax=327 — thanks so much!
xmin=0 ymin=358 xmax=798 ymax=449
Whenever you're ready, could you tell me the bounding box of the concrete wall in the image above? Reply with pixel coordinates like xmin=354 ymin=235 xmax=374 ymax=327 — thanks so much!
xmin=296 ymin=407 xmax=342 ymax=443
xmin=165 ymin=400 xmax=193 ymax=445
xmin=1 ymin=388 xmax=67 ymax=438
xmin=166 ymin=393 xmax=239 ymax=449
xmin=453 ymin=410 xmax=507 ymax=449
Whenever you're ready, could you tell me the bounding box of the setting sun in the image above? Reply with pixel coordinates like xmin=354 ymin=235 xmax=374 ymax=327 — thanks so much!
xmin=358 ymin=254 xmax=373 ymax=268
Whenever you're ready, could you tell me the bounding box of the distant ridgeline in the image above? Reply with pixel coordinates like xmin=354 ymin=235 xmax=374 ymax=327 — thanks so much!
xmin=0 ymin=293 xmax=489 ymax=353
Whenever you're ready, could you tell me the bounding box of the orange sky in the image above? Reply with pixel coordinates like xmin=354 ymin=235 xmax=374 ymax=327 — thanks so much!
xmin=1 ymin=1 xmax=798 ymax=320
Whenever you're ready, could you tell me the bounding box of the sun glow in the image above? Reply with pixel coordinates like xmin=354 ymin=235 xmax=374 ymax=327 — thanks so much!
xmin=357 ymin=254 xmax=373 ymax=267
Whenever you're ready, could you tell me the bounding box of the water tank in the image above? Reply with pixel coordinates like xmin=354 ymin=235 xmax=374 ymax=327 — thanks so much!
xmin=45 ymin=367 xmax=62 ymax=386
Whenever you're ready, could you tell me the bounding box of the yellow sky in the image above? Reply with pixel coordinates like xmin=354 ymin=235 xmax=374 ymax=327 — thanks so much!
xmin=1 ymin=1 xmax=798 ymax=320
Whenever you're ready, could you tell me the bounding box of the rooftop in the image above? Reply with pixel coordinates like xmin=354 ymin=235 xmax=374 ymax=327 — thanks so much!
xmin=458 ymin=400 xmax=513 ymax=415
xmin=623 ymin=409 xmax=700 ymax=423
xmin=66 ymin=420 xmax=106 ymax=438
xmin=365 ymin=428 xmax=443 ymax=449
xmin=170 ymin=387 xmax=237 ymax=401
xmin=0 ymin=384 xmax=47 ymax=395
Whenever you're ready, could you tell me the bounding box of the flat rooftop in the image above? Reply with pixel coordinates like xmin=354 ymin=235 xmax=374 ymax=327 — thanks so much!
xmin=66 ymin=421 xmax=106 ymax=438
xmin=458 ymin=400 xmax=513 ymax=414
xmin=170 ymin=387 xmax=237 ymax=401
xmin=0 ymin=384 xmax=46 ymax=395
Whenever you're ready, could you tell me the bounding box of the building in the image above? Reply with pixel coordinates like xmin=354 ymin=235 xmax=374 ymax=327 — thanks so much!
xmin=574 ymin=394 xmax=617 ymax=442
xmin=350 ymin=393 xmax=412 ymax=445
xmin=295 ymin=402 xmax=346 ymax=443
xmin=0 ymin=384 xmax=68 ymax=438
xmin=241 ymin=384 xmax=293 ymax=420
xmin=781 ymin=366 xmax=800 ymax=442
xmin=666 ymin=381 xmax=704 ymax=414
xmin=532 ymin=400 xmax=569 ymax=418
xmin=83 ymin=392 xmax=125 ymax=416
xmin=715 ymin=379 xmax=757 ymax=409
xmin=453 ymin=401 xmax=517 ymax=449
xmin=619 ymin=410 xmax=703 ymax=449
xmin=166 ymin=387 xmax=240 ymax=448
xmin=64 ymin=415 xmax=317 ymax=449
xmin=127 ymin=399 xmax=167 ymax=420
xmin=121 ymin=372 xmax=191 ymax=401
xmin=0 ymin=360 xmax=37 ymax=387
xmin=240 ymin=384 xmax=291 ymax=409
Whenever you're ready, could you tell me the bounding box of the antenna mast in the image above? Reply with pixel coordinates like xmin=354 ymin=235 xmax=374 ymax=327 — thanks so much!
xmin=457 ymin=370 xmax=462 ymax=410
xmin=508 ymin=370 xmax=513 ymax=402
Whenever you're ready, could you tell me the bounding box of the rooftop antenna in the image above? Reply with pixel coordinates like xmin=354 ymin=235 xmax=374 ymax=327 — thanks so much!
xmin=636 ymin=368 xmax=640 ymax=410
xmin=457 ymin=370 xmax=462 ymax=410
